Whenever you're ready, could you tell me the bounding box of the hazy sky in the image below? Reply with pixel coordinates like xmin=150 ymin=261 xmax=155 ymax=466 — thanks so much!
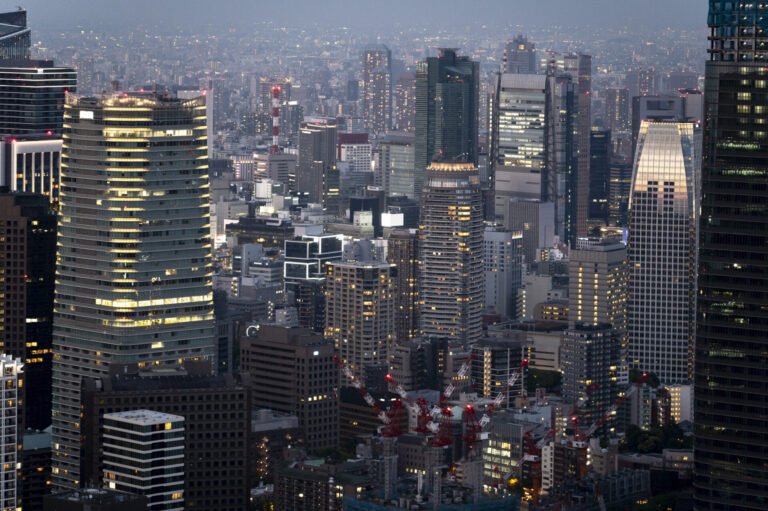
xmin=3 ymin=0 xmax=707 ymax=32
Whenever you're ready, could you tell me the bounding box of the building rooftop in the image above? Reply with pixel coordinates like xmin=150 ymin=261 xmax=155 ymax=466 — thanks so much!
xmin=48 ymin=488 xmax=147 ymax=504
xmin=104 ymin=409 xmax=184 ymax=426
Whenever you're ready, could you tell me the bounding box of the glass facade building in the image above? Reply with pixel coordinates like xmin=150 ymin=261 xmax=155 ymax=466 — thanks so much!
xmin=0 ymin=9 xmax=30 ymax=60
xmin=51 ymin=93 xmax=215 ymax=490
xmin=694 ymin=2 xmax=768 ymax=509
xmin=628 ymin=121 xmax=697 ymax=385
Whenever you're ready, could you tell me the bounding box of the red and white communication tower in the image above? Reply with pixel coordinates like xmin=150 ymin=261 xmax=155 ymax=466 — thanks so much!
xmin=270 ymin=85 xmax=281 ymax=154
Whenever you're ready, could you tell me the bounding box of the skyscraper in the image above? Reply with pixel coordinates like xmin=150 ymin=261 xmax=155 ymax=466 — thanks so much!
xmin=0 ymin=193 xmax=56 ymax=430
xmin=325 ymin=260 xmax=395 ymax=373
xmin=393 ymin=71 xmax=416 ymax=132
xmin=694 ymin=3 xmax=768 ymax=508
xmin=628 ymin=121 xmax=697 ymax=385
xmin=52 ymin=93 xmax=215 ymax=489
xmin=415 ymin=49 xmax=479 ymax=197
xmin=0 ymin=9 xmax=30 ymax=60
xmin=483 ymin=227 xmax=524 ymax=320
xmin=297 ymin=119 xmax=339 ymax=213
xmin=387 ymin=228 xmax=419 ymax=342
xmin=419 ymin=162 xmax=484 ymax=343
xmin=361 ymin=45 xmax=392 ymax=135
xmin=503 ymin=34 xmax=537 ymax=74
xmin=0 ymin=355 xmax=22 ymax=511
xmin=603 ymin=88 xmax=630 ymax=134
xmin=589 ymin=129 xmax=611 ymax=228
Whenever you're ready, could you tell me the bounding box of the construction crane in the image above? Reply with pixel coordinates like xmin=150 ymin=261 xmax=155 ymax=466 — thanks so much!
xmin=583 ymin=372 xmax=649 ymax=438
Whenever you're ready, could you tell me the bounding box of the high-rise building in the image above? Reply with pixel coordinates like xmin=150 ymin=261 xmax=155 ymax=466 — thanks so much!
xmin=470 ymin=338 xmax=524 ymax=409
xmin=387 ymin=228 xmax=419 ymax=342
xmin=694 ymin=4 xmax=768 ymax=506
xmin=43 ymin=489 xmax=148 ymax=511
xmin=297 ymin=119 xmax=339 ymax=213
xmin=0 ymin=193 xmax=56 ymax=430
xmin=375 ymin=132 xmax=415 ymax=198
xmin=0 ymin=60 xmax=76 ymax=136
xmin=52 ymin=93 xmax=215 ymax=490
xmin=568 ymin=55 xmax=593 ymax=244
xmin=415 ymin=49 xmax=479 ymax=197
xmin=419 ymin=162 xmax=484 ymax=343
xmin=102 ymin=410 xmax=185 ymax=511
xmin=628 ymin=121 xmax=697 ymax=385
xmin=561 ymin=324 xmax=620 ymax=428
xmin=588 ymin=130 xmax=611 ymax=227
xmin=393 ymin=71 xmax=415 ymax=132
xmin=240 ymin=325 xmax=338 ymax=451
xmin=361 ymin=45 xmax=392 ymax=135
xmin=0 ymin=355 xmax=22 ymax=511
xmin=503 ymin=34 xmax=537 ymax=74
xmin=483 ymin=227 xmax=524 ymax=319
xmin=325 ymin=260 xmax=395 ymax=372
xmin=0 ymin=9 xmax=30 ymax=60
xmin=0 ymin=137 xmax=64 ymax=206
xmin=255 ymin=152 xmax=297 ymax=190
xmin=603 ymin=88 xmax=630 ymax=134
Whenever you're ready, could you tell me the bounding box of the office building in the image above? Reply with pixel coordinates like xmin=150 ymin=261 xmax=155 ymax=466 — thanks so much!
xmin=471 ymin=338 xmax=524 ymax=409
xmin=361 ymin=45 xmax=391 ymax=135
xmin=325 ymin=260 xmax=395 ymax=372
xmin=628 ymin=121 xmax=697 ymax=385
xmin=0 ymin=9 xmax=30 ymax=60
xmin=81 ymin=363 xmax=251 ymax=511
xmin=254 ymin=152 xmax=297 ymax=190
xmin=102 ymin=410 xmax=185 ymax=511
xmin=297 ymin=119 xmax=339 ymax=213
xmin=387 ymin=229 xmax=419 ymax=342
xmin=415 ymin=49 xmax=479 ymax=196
xmin=0 ymin=137 xmax=63 ymax=205
xmin=0 ymin=193 xmax=56 ymax=430
xmin=561 ymin=324 xmax=620 ymax=428
xmin=419 ymin=162 xmax=484 ymax=343
xmin=603 ymin=88 xmax=630 ymax=134
xmin=51 ymin=93 xmax=215 ymax=490
xmin=589 ymin=130 xmax=611 ymax=227
xmin=43 ymin=489 xmax=148 ymax=511
xmin=0 ymin=355 xmax=22 ymax=511
xmin=503 ymin=34 xmax=537 ymax=74
xmin=0 ymin=60 xmax=76 ymax=136
xmin=21 ymin=428 xmax=51 ymax=511
xmin=240 ymin=325 xmax=338 ymax=451
xmin=694 ymin=4 xmax=768 ymax=506
xmin=505 ymin=199 xmax=555 ymax=263
xmin=483 ymin=227 xmax=524 ymax=319
xmin=375 ymin=132 xmax=415 ymax=198
xmin=393 ymin=71 xmax=415 ymax=132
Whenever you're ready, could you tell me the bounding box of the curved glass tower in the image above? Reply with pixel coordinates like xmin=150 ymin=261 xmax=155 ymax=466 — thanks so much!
xmin=51 ymin=93 xmax=215 ymax=489
xmin=695 ymin=2 xmax=768 ymax=509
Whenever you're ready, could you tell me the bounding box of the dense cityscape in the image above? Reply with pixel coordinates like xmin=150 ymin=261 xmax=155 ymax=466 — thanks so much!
xmin=0 ymin=1 xmax=762 ymax=510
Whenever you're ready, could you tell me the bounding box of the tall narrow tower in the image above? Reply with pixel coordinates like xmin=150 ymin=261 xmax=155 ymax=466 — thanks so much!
xmin=695 ymin=3 xmax=768 ymax=507
xmin=419 ymin=162 xmax=484 ymax=343
xmin=361 ymin=45 xmax=392 ymax=136
xmin=51 ymin=93 xmax=215 ymax=490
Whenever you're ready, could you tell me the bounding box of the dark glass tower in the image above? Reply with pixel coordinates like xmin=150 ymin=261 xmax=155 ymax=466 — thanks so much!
xmin=414 ymin=48 xmax=479 ymax=197
xmin=694 ymin=2 xmax=768 ymax=509
xmin=0 ymin=9 xmax=30 ymax=60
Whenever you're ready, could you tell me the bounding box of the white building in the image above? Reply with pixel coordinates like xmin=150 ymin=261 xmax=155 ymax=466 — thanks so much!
xmin=103 ymin=410 xmax=185 ymax=511
xmin=484 ymin=228 xmax=524 ymax=320
xmin=0 ymin=355 xmax=22 ymax=511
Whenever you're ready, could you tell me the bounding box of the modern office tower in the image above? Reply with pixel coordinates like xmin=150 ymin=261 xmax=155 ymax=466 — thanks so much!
xmin=102 ymin=410 xmax=185 ymax=511
xmin=393 ymin=71 xmax=416 ymax=132
xmin=625 ymin=68 xmax=658 ymax=99
xmin=297 ymin=119 xmax=339 ymax=213
xmin=415 ymin=49 xmax=479 ymax=196
xmin=491 ymin=73 xmax=548 ymax=222
xmin=568 ymin=54 xmax=593 ymax=244
xmin=0 ymin=60 xmax=76 ymax=136
xmin=419 ymin=162 xmax=484 ymax=343
xmin=51 ymin=93 xmax=216 ymax=490
xmin=603 ymin=88 xmax=630 ymax=134
xmin=0 ymin=355 xmax=21 ymax=511
xmin=483 ymin=227 xmax=524 ymax=319
xmin=338 ymin=133 xmax=372 ymax=173
xmin=608 ymin=157 xmax=633 ymax=227
xmin=375 ymin=132 xmax=415 ymax=198
xmin=325 ymin=260 xmax=395 ymax=372
xmin=0 ymin=9 xmax=30 ymax=60
xmin=387 ymin=229 xmax=419 ymax=342
xmin=506 ymin=200 xmax=555 ymax=263
xmin=561 ymin=324 xmax=620 ymax=428
xmin=81 ymin=363 xmax=251 ymax=511
xmin=43 ymin=489 xmax=148 ymax=511
xmin=0 ymin=194 xmax=55 ymax=430
xmin=627 ymin=121 xmax=697 ymax=385
xmin=569 ymin=241 xmax=628 ymax=383
xmin=630 ymin=91 xmax=704 ymax=154
xmin=240 ymin=325 xmax=338 ymax=451
xmin=254 ymin=152 xmax=297 ymax=190
xmin=588 ymin=130 xmax=611 ymax=227
xmin=695 ymin=4 xmax=768 ymax=506
xmin=0 ymin=137 xmax=63 ymax=205
xmin=503 ymin=34 xmax=537 ymax=74
xmin=361 ymin=45 xmax=392 ymax=135
xmin=280 ymin=100 xmax=304 ymax=141
xmin=470 ymin=338 xmax=524 ymax=409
